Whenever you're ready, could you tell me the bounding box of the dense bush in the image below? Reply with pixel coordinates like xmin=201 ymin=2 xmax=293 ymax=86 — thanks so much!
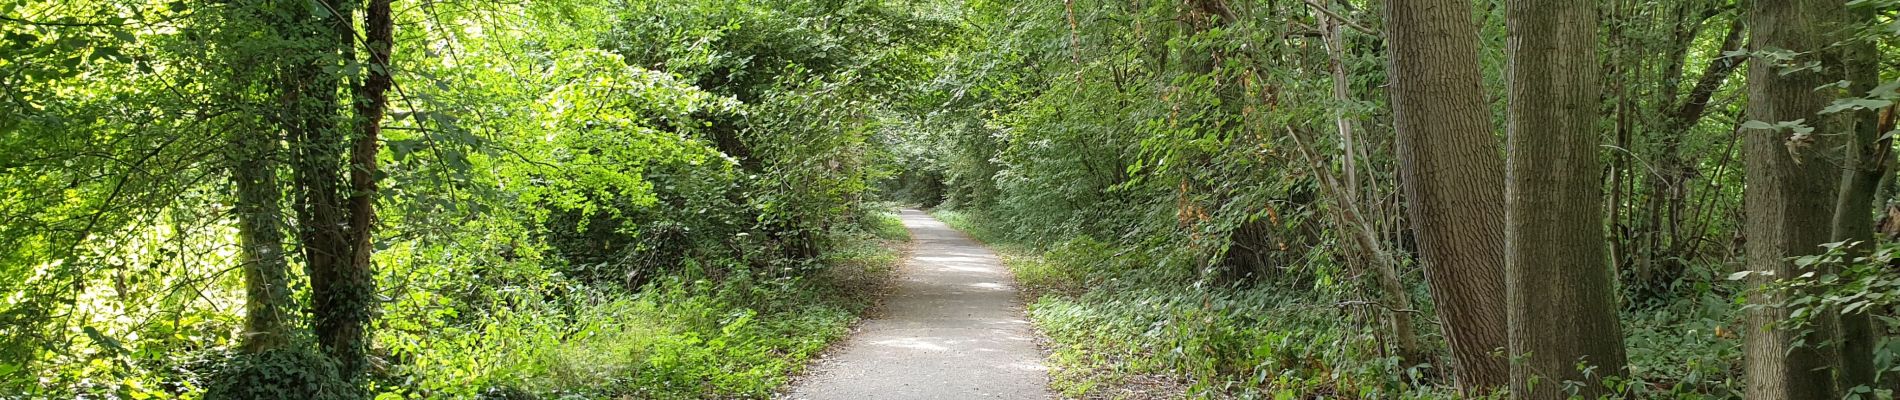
xmin=203 ymin=347 xmax=351 ymax=400
xmin=376 ymin=216 xmax=905 ymax=398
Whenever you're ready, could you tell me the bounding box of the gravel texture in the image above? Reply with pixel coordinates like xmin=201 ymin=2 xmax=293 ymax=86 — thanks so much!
xmin=785 ymin=209 xmax=1052 ymax=400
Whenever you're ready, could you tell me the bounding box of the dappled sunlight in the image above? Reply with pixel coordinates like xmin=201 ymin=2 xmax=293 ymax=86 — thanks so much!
xmin=913 ymin=255 xmax=999 ymax=272
xmin=966 ymin=282 xmax=1007 ymax=291
xmin=870 ymin=336 xmax=951 ymax=352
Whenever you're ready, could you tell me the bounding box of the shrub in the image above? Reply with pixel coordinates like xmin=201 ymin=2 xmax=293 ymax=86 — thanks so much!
xmin=204 ymin=346 xmax=353 ymax=400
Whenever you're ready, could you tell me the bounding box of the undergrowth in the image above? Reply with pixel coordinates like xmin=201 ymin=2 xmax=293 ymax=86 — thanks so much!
xmin=373 ymin=211 xmax=909 ymax=399
xmin=934 ymin=209 xmax=1748 ymax=399
xmin=937 ymin=210 xmax=1423 ymax=398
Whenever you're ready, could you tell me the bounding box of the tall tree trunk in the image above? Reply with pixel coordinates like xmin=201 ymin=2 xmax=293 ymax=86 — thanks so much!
xmin=1604 ymin=0 xmax=1632 ymax=283
xmin=281 ymin=0 xmax=378 ymax=381
xmin=1742 ymin=0 xmax=1846 ymax=397
xmin=1829 ymin=25 xmax=1885 ymax=393
xmin=231 ymin=130 xmax=294 ymax=354
xmin=1502 ymin=0 xmax=1628 ymax=397
xmin=341 ymin=0 xmax=394 ymax=379
xmin=1382 ymin=0 xmax=1511 ymax=393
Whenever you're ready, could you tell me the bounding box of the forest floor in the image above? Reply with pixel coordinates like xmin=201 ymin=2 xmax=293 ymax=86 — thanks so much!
xmin=784 ymin=209 xmax=1053 ymax=399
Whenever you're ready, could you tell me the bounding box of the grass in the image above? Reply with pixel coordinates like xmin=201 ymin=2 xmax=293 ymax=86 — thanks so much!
xmin=932 ymin=208 xmax=1748 ymax=399
xmin=940 ymin=207 xmax=1428 ymax=398
xmin=376 ymin=211 xmax=910 ymax=399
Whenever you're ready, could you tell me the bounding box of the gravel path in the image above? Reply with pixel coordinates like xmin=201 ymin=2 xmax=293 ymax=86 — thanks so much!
xmin=785 ymin=209 xmax=1052 ymax=399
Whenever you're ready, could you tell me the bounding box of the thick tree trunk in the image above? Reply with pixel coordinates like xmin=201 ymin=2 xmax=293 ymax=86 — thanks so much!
xmin=1382 ymin=0 xmax=1511 ymax=393
xmin=232 ymin=130 xmax=294 ymax=354
xmin=1829 ymin=32 xmax=1885 ymax=393
xmin=1742 ymin=0 xmax=1846 ymax=397
xmin=1502 ymin=0 xmax=1628 ymax=397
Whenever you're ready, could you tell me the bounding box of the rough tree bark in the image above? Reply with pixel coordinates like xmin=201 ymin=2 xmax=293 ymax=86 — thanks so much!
xmin=1382 ymin=0 xmax=1511 ymax=393
xmin=1502 ymin=0 xmax=1628 ymax=397
xmin=1742 ymin=0 xmax=1846 ymax=397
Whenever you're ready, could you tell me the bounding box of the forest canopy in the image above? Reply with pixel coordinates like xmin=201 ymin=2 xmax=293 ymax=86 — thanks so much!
xmin=4 ymin=0 xmax=1900 ymax=399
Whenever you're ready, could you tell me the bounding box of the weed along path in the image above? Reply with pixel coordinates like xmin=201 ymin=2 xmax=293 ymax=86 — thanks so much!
xmin=786 ymin=209 xmax=1052 ymax=399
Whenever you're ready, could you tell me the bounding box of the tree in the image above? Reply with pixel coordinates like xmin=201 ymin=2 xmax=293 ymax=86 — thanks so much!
xmin=1292 ymin=0 xmax=1425 ymax=369
xmin=341 ymin=0 xmax=393 ymax=378
xmin=220 ymin=2 xmax=298 ymax=355
xmin=1741 ymin=0 xmax=1847 ymax=397
xmin=271 ymin=0 xmax=392 ymax=381
xmin=1382 ymin=0 xmax=1510 ymax=392
xmin=1602 ymin=0 xmax=1748 ymax=300
xmin=1828 ymin=6 xmax=1885 ymax=391
xmin=231 ymin=128 xmax=295 ymax=354
xmin=1502 ymin=0 xmax=1628 ymax=397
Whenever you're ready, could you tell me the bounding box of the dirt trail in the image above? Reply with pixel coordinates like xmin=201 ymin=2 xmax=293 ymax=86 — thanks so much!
xmin=785 ymin=209 xmax=1051 ymax=399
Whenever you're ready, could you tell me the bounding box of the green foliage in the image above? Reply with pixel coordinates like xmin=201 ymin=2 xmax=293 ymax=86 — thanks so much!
xmin=6 ymin=0 xmax=1894 ymax=397
xmin=2 ymin=0 xmax=939 ymax=396
xmin=378 ymin=240 xmax=896 ymax=399
xmin=1783 ymin=241 xmax=1900 ymax=399
xmin=203 ymin=347 xmax=353 ymax=400
xmin=859 ymin=207 xmax=912 ymax=242
xmin=945 ymin=208 xmax=1754 ymax=399
xmin=942 ymin=212 xmax=1438 ymax=398
xmin=900 ymin=0 xmax=1812 ymax=397
xmin=1618 ymin=294 xmax=1747 ymax=398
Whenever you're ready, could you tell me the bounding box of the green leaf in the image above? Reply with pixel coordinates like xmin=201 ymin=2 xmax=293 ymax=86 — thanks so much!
xmin=83 ymin=326 xmax=126 ymax=354
xmin=310 ymin=0 xmax=332 ymax=18
xmin=388 ymin=139 xmax=425 ymax=161
xmin=1873 ymin=80 xmax=1900 ymax=98
xmin=89 ymin=46 xmax=122 ymax=62
xmin=1822 ymin=98 xmax=1892 ymax=114
xmin=6 ymin=32 xmax=39 ymax=46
